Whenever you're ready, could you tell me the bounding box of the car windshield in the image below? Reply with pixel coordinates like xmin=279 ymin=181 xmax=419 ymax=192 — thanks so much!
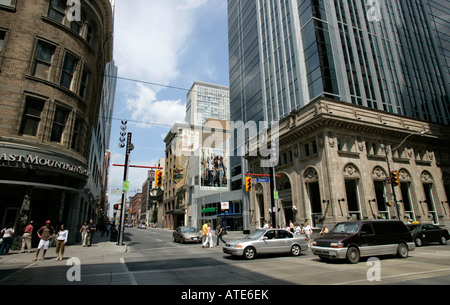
xmin=180 ymin=227 xmax=197 ymax=233
xmin=246 ymin=230 xmax=266 ymax=240
xmin=331 ymin=222 xmax=361 ymax=234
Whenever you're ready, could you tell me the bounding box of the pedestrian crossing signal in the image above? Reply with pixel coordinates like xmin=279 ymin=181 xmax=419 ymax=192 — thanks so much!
xmin=245 ymin=177 xmax=252 ymax=192
xmin=155 ymin=170 xmax=163 ymax=187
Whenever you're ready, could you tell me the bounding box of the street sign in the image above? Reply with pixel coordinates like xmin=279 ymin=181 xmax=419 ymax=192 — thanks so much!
xmin=123 ymin=181 xmax=130 ymax=191
xmin=274 ymin=191 xmax=279 ymax=199
xmin=255 ymin=178 xmax=269 ymax=183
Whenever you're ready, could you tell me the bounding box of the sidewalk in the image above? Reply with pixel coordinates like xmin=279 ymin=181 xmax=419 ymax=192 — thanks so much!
xmin=0 ymin=234 xmax=128 ymax=266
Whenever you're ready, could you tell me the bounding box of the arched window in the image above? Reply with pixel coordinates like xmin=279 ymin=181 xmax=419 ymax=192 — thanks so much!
xmin=343 ymin=163 xmax=362 ymax=220
xmin=86 ymin=23 xmax=96 ymax=46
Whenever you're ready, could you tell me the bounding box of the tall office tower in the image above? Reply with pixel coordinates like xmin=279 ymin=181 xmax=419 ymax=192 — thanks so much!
xmin=228 ymin=1 xmax=450 ymax=229
xmin=229 ymin=0 xmax=449 ymax=126
xmin=185 ymin=81 xmax=230 ymax=126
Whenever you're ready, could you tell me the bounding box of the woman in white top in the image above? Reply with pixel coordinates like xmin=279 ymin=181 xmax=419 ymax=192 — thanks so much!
xmin=303 ymin=222 xmax=312 ymax=247
xmin=0 ymin=223 xmax=14 ymax=255
xmin=202 ymin=222 xmax=213 ymax=248
xmin=55 ymin=224 xmax=69 ymax=261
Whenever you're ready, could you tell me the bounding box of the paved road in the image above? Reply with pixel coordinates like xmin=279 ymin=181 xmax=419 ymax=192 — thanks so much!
xmin=121 ymin=228 xmax=450 ymax=285
xmin=1 ymin=227 xmax=450 ymax=287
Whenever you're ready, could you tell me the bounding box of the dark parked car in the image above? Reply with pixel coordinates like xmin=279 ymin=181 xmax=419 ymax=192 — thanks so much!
xmin=311 ymin=220 xmax=415 ymax=264
xmin=173 ymin=226 xmax=202 ymax=244
xmin=406 ymin=223 xmax=449 ymax=247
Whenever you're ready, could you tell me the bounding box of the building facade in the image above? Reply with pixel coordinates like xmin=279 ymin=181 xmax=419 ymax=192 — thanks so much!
xmin=0 ymin=0 xmax=114 ymax=246
xmin=227 ymin=0 xmax=449 ymax=229
xmin=246 ymin=98 xmax=450 ymax=229
xmin=185 ymin=81 xmax=230 ymax=126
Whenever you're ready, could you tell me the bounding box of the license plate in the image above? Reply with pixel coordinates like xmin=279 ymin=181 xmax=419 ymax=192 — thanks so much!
xmin=192 ymin=237 xmax=198 ymax=240
xmin=329 ymin=251 xmax=337 ymax=256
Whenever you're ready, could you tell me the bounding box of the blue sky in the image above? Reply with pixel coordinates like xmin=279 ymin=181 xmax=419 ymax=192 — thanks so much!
xmin=107 ymin=0 xmax=229 ymax=211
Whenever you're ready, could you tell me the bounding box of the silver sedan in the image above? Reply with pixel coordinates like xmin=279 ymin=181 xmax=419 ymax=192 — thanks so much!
xmin=223 ymin=229 xmax=309 ymax=260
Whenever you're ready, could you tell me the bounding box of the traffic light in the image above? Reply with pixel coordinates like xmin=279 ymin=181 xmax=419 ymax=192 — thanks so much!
xmin=155 ymin=170 xmax=163 ymax=187
xmin=245 ymin=177 xmax=253 ymax=192
xmin=114 ymin=204 xmax=119 ymax=210
xmin=390 ymin=170 xmax=400 ymax=186
xmin=385 ymin=201 xmax=393 ymax=207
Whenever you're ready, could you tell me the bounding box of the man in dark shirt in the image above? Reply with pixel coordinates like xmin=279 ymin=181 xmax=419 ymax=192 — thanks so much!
xmin=87 ymin=219 xmax=96 ymax=247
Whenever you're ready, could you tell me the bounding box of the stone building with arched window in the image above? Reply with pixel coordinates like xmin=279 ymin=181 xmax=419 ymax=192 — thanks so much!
xmin=246 ymin=98 xmax=450 ymax=231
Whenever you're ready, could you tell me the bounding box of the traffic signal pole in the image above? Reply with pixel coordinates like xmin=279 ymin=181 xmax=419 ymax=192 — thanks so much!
xmin=118 ymin=132 xmax=132 ymax=246
xmin=382 ymin=145 xmax=400 ymax=220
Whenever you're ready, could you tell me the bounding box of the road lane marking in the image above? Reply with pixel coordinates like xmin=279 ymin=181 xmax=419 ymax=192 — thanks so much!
xmin=120 ymin=257 xmax=137 ymax=285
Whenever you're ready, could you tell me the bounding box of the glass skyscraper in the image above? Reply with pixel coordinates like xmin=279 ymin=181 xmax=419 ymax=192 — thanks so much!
xmin=228 ymin=0 xmax=449 ymax=126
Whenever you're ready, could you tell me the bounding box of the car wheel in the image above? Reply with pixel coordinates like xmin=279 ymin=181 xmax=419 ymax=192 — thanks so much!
xmin=415 ymin=237 xmax=423 ymax=247
xmin=346 ymin=247 xmax=360 ymax=264
xmin=439 ymin=236 xmax=447 ymax=245
xmin=243 ymin=246 xmax=256 ymax=260
xmin=291 ymin=244 xmax=301 ymax=256
xmin=397 ymin=243 xmax=408 ymax=258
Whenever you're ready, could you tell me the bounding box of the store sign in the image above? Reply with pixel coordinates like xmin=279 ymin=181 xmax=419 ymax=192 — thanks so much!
xmin=201 ymin=207 xmax=217 ymax=213
xmin=0 ymin=152 xmax=89 ymax=177
xmin=172 ymin=166 xmax=184 ymax=183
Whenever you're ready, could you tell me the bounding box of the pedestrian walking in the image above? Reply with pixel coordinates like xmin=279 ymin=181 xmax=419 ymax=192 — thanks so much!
xmin=33 ymin=220 xmax=55 ymax=261
xmin=202 ymin=221 xmax=208 ymax=245
xmin=202 ymin=222 xmax=213 ymax=248
xmin=0 ymin=222 xmax=15 ymax=255
xmin=80 ymin=221 xmax=88 ymax=247
xmin=87 ymin=219 xmax=96 ymax=246
xmin=20 ymin=220 xmax=34 ymax=253
xmin=55 ymin=224 xmax=68 ymax=261
xmin=262 ymin=220 xmax=269 ymax=229
xmin=216 ymin=224 xmax=226 ymax=246
xmin=294 ymin=222 xmax=301 ymax=235
xmin=303 ymin=221 xmax=312 ymax=247
xmin=289 ymin=220 xmax=294 ymax=233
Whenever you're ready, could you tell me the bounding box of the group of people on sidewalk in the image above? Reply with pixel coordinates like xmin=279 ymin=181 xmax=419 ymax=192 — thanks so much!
xmin=201 ymin=222 xmax=227 ymax=248
xmin=0 ymin=219 xmax=98 ymax=261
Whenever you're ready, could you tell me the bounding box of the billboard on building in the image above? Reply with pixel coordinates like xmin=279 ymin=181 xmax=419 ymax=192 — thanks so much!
xmin=199 ymin=147 xmax=229 ymax=191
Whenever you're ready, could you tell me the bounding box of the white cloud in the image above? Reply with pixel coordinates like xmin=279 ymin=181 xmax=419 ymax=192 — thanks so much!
xmin=114 ymin=0 xmax=209 ymax=84
xmin=125 ymin=83 xmax=186 ymax=127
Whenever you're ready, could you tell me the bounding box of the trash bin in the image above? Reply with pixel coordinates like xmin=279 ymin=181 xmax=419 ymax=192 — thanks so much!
xmin=110 ymin=229 xmax=118 ymax=242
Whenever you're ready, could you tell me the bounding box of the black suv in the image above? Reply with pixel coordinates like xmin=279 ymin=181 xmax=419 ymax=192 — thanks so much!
xmin=311 ymin=220 xmax=415 ymax=263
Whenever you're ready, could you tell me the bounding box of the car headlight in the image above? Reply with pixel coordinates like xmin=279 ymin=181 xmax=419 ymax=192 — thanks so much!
xmin=312 ymin=241 xmax=317 ymax=246
xmin=330 ymin=242 xmax=344 ymax=248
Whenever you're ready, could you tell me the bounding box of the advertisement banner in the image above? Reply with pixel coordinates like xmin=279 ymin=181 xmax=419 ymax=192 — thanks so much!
xmin=199 ymin=147 xmax=229 ymax=191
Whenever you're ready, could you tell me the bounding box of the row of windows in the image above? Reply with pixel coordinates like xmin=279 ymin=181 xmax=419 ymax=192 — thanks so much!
xmin=48 ymin=0 xmax=97 ymax=48
xmin=20 ymin=95 xmax=84 ymax=152
xmin=32 ymin=39 xmax=90 ymax=99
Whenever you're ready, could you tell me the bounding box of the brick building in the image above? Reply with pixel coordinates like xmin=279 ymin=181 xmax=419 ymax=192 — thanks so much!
xmin=0 ymin=0 xmax=114 ymax=246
